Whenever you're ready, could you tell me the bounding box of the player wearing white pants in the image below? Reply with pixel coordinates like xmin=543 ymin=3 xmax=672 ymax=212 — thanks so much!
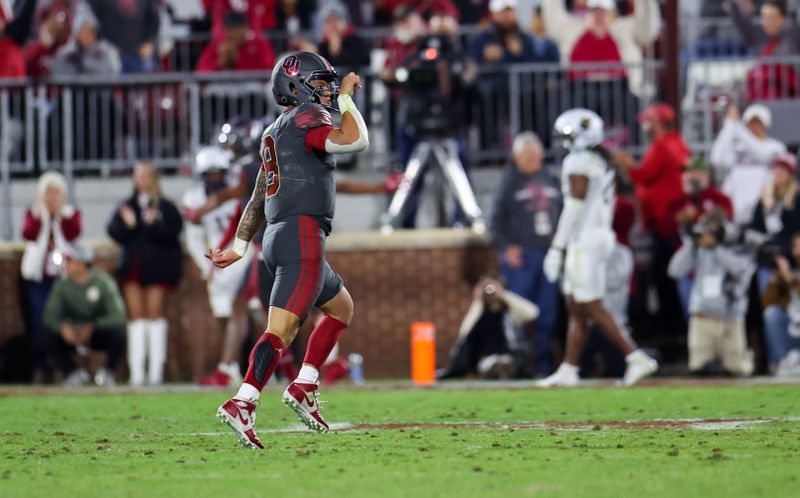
xmin=536 ymin=108 xmax=658 ymax=388
xmin=183 ymin=146 xmax=255 ymax=383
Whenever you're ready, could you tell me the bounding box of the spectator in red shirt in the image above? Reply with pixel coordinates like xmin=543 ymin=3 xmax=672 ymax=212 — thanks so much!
xmin=204 ymin=0 xmax=277 ymax=41
xmin=666 ymin=157 xmax=734 ymax=241
xmin=196 ymin=11 xmax=275 ymax=72
xmin=20 ymin=171 xmax=82 ymax=383
xmin=24 ymin=4 xmax=72 ymax=79
xmin=0 ymin=7 xmax=25 ymax=78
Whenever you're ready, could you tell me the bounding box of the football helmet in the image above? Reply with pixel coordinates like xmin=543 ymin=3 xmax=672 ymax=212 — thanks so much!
xmin=215 ymin=117 xmax=264 ymax=158
xmin=271 ymin=51 xmax=340 ymax=109
xmin=194 ymin=145 xmax=231 ymax=176
xmin=553 ymin=108 xmax=604 ymax=151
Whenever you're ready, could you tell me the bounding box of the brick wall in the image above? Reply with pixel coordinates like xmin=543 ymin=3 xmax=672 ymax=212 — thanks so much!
xmin=0 ymin=230 xmax=498 ymax=381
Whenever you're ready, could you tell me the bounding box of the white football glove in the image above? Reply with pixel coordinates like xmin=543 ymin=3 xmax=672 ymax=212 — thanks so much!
xmin=543 ymin=248 xmax=564 ymax=283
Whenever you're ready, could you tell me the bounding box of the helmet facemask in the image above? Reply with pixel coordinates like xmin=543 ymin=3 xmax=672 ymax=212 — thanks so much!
xmin=299 ymin=70 xmax=341 ymax=111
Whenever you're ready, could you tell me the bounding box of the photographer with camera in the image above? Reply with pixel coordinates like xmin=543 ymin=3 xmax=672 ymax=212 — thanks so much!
xmin=381 ymin=8 xmax=482 ymax=230
xmin=438 ymin=277 xmax=539 ymax=380
xmin=663 ymin=157 xmax=734 ymax=317
xmin=668 ymin=207 xmax=755 ymax=376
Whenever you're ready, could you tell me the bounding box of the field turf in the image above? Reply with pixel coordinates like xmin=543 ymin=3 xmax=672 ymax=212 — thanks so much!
xmin=1 ymin=383 xmax=799 ymax=498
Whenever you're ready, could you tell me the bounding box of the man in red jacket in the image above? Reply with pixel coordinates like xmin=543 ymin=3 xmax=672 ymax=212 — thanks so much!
xmin=614 ymin=103 xmax=690 ymax=236
xmin=613 ymin=102 xmax=691 ymax=334
xmin=196 ymin=11 xmax=275 ymax=72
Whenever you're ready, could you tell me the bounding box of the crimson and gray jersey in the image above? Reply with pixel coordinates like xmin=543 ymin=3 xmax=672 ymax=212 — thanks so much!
xmin=259 ymin=103 xmax=336 ymax=234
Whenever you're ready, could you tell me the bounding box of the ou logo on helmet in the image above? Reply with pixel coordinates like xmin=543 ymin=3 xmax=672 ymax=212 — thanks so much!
xmin=283 ymin=56 xmax=300 ymax=77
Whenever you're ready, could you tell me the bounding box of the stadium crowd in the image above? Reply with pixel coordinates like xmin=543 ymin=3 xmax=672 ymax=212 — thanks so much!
xmin=5 ymin=0 xmax=800 ymax=384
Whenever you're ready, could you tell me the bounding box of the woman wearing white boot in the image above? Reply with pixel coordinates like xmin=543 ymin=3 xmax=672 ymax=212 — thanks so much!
xmin=107 ymin=162 xmax=183 ymax=385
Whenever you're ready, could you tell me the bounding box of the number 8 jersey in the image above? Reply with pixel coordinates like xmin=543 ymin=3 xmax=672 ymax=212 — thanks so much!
xmin=259 ymin=102 xmax=337 ymax=234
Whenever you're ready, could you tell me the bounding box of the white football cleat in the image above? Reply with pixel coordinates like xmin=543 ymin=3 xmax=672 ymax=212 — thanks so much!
xmin=217 ymin=398 xmax=264 ymax=449
xmin=282 ymin=381 xmax=329 ymax=433
xmin=622 ymin=350 xmax=658 ymax=386
xmin=534 ymin=363 xmax=580 ymax=388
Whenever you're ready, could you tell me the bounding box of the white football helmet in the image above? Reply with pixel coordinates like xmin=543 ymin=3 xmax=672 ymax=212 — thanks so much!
xmin=194 ymin=145 xmax=231 ymax=176
xmin=553 ymin=108 xmax=604 ymax=151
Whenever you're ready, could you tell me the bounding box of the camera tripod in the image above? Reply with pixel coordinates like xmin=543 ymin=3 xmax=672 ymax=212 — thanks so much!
xmin=380 ymin=138 xmax=485 ymax=233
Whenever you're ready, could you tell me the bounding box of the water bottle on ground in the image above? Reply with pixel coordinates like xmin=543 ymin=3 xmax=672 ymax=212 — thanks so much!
xmin=348 ymin=353 xmax=364 ymax=384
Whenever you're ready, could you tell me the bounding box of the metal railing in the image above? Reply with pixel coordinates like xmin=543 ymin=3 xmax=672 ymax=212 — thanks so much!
xmin=0 ymin=59 xmax=664 ymax=240
xmin=682 ymin=54 xmax=800 ymax=154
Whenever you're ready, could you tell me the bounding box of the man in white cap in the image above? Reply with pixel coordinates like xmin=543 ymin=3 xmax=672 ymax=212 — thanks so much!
xmin=710 ymin=103 xmax=787 ymax=224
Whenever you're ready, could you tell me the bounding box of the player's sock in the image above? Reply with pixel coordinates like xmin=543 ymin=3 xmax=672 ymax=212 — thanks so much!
xmin=127 ymin=320 xmax=146 ymax=386
xmin=238 ymin=332 xmax=285 ymax=401
xmin=625 ymin=349 xmax=649 ymax=363
xmin=560 ymin=363 xmax=579 ymax=374
xmin=296 ymin=364 xmax=319 ymax=384
xmin=146 ymin=318 xmax=168 ymax=385
xmin=301 ymin=316 xmax=348 ymax=378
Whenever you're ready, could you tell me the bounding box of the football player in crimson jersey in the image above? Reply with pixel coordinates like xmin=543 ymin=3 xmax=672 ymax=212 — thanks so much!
xmin=206 ymin=52 xmax=369 ymax=449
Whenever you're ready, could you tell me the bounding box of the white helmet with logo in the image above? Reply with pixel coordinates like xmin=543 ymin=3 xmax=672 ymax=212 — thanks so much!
xmin=194 ymin=145 xmax=231 ymax=176
xmin=553 ymin=108 xmax=604 ymax=151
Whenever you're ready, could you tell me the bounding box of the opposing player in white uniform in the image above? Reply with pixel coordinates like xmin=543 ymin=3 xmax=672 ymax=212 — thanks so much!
xmin=183 ymin=146 xmax=256 ymax=383
xmin=537 ymin=109 xmax=658 ymax=387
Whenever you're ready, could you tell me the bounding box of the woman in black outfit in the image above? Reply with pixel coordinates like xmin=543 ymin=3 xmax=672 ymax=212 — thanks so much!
xmin=108 ymin=162 xmax=183 ymax=386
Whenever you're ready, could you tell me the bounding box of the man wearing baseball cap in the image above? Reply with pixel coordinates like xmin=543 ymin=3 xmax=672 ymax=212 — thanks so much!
xmin=43 ymin=243 xmax=127 ymax=386
xmin=615 ymin=102 xmax=690 ymax=240
xmin=710 ymin=103 xmax=787 ymax=224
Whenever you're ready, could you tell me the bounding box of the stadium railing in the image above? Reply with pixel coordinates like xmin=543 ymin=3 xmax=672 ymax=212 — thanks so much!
xmin=682 ymin=54 xmax=800 ymax=154
xmin=0 ymin=59 xmax=663 ymax=239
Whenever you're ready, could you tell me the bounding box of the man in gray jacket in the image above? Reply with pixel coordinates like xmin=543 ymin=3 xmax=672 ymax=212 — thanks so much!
xmin=668 ymin=208 xmax=755 ymax=375
xmin=489 ymin=131 xmax=561 ymax=375
xmin=50 ymin=7 xmax=120 ymax=76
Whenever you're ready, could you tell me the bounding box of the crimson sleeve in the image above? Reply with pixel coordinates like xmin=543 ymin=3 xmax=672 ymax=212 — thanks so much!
xmin=60 ymin=209 xmax=82 ymax=241
xmin=305 ymin=125 xmax=334 ymax=152
xmin=21 ymin=209 xmax=42 ymax=241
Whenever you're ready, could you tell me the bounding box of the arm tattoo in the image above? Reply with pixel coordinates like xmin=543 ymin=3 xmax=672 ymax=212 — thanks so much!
xmin=235 ymin=167 xmax=267 ymax=241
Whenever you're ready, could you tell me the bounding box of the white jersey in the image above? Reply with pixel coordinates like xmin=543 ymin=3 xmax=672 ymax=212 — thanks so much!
xmin=560 ymin=149 xmax=617 ymax=302
xmin=560 ymin=149 xmax=615 ymax=242
xmin=182 ymin=183 xmax=239 ymax=279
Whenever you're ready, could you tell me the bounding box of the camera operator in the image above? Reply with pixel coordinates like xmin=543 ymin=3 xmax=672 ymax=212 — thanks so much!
xmin=664 ymin=157 xmax=734 ymax=316
xmin=668 ymin=207 xmax=756 ymax=376
xmin=385 ymin=9 xmax=473 ymax=228
xmin=438 ymin=277 xmax=539 ymax=380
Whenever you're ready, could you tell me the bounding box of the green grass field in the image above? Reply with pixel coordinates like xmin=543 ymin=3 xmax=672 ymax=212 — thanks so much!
xmin=1 ymin=383 xmax=799 ymax=498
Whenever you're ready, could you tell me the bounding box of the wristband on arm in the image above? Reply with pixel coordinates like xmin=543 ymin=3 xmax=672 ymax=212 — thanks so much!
xmin=232 ymin=238 xmax=249 ymax=257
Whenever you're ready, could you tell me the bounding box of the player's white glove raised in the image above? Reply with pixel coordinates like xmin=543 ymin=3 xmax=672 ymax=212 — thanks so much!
xmin=543 ymin=248 xmax=564 ymax=283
